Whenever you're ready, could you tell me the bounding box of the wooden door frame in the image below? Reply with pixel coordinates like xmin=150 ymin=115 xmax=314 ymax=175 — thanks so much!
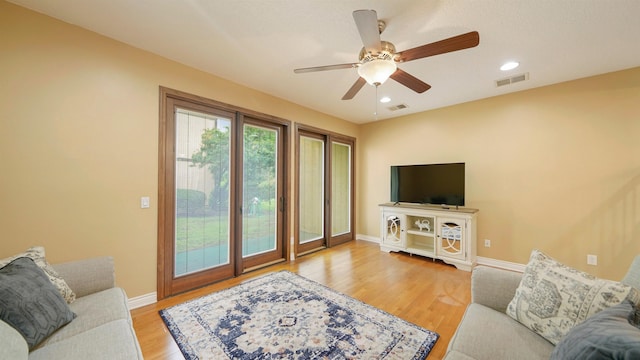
xmin=294 ymin=124 xmax=355 ymax=256
xmin=327 ymin=135 xmax=356 ymax=247
xmin=234 ymin=115 xmax=289 ymax=274
xmin=157 ymin=87 xmax=290 ymax=300
xmin=295 ymin=130 xmax=328 ymax=255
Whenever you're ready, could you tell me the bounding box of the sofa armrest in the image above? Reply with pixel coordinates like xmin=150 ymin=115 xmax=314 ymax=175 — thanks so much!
xmin=52 ymin=257 xmax=115 ymax=298
xmin=1 ymin=320 xmax=28 ymax=360
xmin=471 ymin=266 xmax=523 ymax=313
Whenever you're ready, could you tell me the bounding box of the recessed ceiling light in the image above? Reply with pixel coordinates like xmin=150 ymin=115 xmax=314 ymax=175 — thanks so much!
xmin=380 ymin=96 xmax=391 ymax=103
xmin=500 ymin=61 xmax=520 ymax=71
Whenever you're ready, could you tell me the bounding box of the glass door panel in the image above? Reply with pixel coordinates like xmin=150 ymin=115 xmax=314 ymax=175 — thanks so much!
xmin=331 ymin=142 xmax=351 ymax=236
xmin=159 ymin=89 xmax=289 ymax=299
xmin=242 ymin=124 xmax=278 ymax=257
xmin=174 ymin=109 xmax=231 ymax=276
xmin=298 ymin=135 xmax=326 ymax=251
xmin=295 ymin=128 xmax=354 ymax=255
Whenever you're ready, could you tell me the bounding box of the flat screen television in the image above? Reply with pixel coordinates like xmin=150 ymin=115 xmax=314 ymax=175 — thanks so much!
xmin=390 ymin=162 xmax=465 ymax=206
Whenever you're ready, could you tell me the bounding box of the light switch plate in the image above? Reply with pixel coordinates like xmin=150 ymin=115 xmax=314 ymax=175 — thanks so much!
xmin=141 ymin=196 xmax=150 ymax=209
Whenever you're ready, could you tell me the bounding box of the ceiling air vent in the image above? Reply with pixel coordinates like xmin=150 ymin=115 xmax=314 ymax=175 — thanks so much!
xmin=388 ymin=103 xmax=409 ymax=111
xmin=496 ymin=72 xmax=529 ymax=87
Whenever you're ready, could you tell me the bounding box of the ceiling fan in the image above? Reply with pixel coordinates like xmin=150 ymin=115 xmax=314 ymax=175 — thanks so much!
xmin=294 ymin=9 xmax=480 ymax=100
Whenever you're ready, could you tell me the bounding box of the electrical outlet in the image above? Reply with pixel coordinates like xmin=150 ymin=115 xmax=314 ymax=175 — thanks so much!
xmin=484 ymin=239 xmax=491 ymax=247
xmin=587 ymin=254 xmax=598 ymax=265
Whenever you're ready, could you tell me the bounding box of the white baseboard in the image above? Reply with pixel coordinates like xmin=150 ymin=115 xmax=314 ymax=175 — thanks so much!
xmin=128 ymin=292 xmax=157 ymax=309
xmin=476 ymin=256 xmax=525 ymax=273
xmin=127 ymin=236 xmax=378 ymax=309
xmin=124 ymin=247 xmax=522 ymax=310
xmin=355 ymin=234 xmax=525 ymax=272
xmin=356 ymin=234 xmax=380 ymax=243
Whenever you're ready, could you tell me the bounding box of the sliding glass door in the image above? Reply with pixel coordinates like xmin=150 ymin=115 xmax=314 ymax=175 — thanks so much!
xmin=297 ymin=133 xmax=326 ymax=253
xmin=239 ymin=119 xmax=285 ymax=272
xmin=296 ymin=127 xmax=354 ymax=255
xmin=331 ymin=141 xmax=352 ymax=238
xmin=174 ymin=108 xmax=232 ymax=277
xmin=159 ymin=88 xmax=288 ymax=298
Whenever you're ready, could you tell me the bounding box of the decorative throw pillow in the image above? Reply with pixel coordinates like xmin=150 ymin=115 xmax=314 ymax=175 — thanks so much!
xmin=550 ymin=300 xmax=640 ymax=359
xmin=0 ymin=257 xmax=76 ymax=349
xmin=506 ymin=249 xmax=640 ymax=345
xmin=0 ymin=246 xmax=76 ymax=303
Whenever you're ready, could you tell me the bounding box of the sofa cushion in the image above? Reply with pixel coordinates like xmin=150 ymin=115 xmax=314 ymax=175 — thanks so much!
xmin=34 ymin=287 xmax=131 ymax=348
xmin=506 ymin=249 xmax=640 ymax=345
xmin=550 ymin=299 xmax=640 ymax=360
xmin=0 ymin=246 xmax=75 ymax=303
xmin=29 ymin=319 xmax=144 ymax=360
xmin=442 ymin=350 xmax=478 ymax=360
xmin=0 ymin=257 xmax=76 ymax=349
xmin=447 ymin=303 xmax=554 ymax=360
xmin=52 ymin=256 xmax=116 ymax=298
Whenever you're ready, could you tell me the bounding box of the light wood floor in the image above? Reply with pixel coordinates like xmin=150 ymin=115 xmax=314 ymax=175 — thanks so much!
xmin=131 ymin=240 xmax=472 ymax=360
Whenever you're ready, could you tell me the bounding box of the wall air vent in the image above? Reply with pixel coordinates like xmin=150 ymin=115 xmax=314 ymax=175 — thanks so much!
xmin=496 ymin=72 xmax=529 ymax=87
xmin=387 ymin=103 xmax=409 ymax=111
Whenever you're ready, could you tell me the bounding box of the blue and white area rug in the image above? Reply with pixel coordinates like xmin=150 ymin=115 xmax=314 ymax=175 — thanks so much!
xmin=160 ymin=271 xmax=439 ymax=359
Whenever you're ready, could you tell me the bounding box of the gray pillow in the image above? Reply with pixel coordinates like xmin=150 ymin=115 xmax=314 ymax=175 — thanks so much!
xmin=0 ymin=257 xmax=76 ymax=349
xmin=0 ymin=246 xmax=76 ymax=303
xmin=550 ymin=300 xmax=640 ymax=360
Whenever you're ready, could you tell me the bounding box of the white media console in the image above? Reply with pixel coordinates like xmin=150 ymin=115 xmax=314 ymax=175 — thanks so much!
xmin=379 ymin=203 xmax=478 ymax=271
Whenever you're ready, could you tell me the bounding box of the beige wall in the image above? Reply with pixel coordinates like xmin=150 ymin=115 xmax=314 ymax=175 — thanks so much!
xmin=358 ymin=66 xmax=640 ymax=280
xmin=2 ymin=1 xmax=638 ymax=299
xmin=0 ymin=1 xmax=358 ymax=298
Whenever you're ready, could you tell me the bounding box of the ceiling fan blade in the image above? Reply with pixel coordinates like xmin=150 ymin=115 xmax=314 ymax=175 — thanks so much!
xmin=353 ymin=9 xmax=381 ymax=52
xmin=294 ymin=63 xmax=357 ymax=73
xmin=342 ymin=77 xmax=367 ymax=100
xmin=390 ymin=69 xmax=431 ymax=93
xmin=396 ymin=31 xmax=479 ymax=63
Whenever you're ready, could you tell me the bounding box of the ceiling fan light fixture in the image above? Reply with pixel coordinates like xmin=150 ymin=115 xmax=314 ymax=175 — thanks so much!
xmin=358 ymin=59 xmax=397 ymax=86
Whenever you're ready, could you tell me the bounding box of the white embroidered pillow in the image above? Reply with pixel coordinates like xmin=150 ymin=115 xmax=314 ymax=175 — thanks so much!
xmin=506 ymin=249 xmax=640 ymax=345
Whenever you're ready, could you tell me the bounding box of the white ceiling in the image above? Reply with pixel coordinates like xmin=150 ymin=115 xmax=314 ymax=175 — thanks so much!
xmin=10 ymin=0 xmax=640 ymax=124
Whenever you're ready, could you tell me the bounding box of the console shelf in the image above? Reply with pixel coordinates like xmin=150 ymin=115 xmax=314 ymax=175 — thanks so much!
xmin=379 ymin=203 xmax=478 ymax=271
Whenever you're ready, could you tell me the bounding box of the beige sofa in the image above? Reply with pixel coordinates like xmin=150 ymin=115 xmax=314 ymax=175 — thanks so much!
xmin=444 ymin=257 xmax=640 ymax=360
xmin=1 ymin=257 xmax=143 ymax=360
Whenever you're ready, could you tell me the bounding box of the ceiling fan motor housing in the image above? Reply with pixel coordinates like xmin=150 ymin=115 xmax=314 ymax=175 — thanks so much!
xmin=359 ymin=41 xmax=396 ymax=62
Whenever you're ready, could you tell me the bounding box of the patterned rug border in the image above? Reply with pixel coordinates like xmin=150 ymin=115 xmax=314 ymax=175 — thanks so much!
xmin=160 ymin=270 xmax=439 ymax=359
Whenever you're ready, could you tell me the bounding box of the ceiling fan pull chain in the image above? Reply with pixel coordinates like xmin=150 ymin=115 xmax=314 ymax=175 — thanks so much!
xmin=375 ymin=85 xmax=379 ymax=120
